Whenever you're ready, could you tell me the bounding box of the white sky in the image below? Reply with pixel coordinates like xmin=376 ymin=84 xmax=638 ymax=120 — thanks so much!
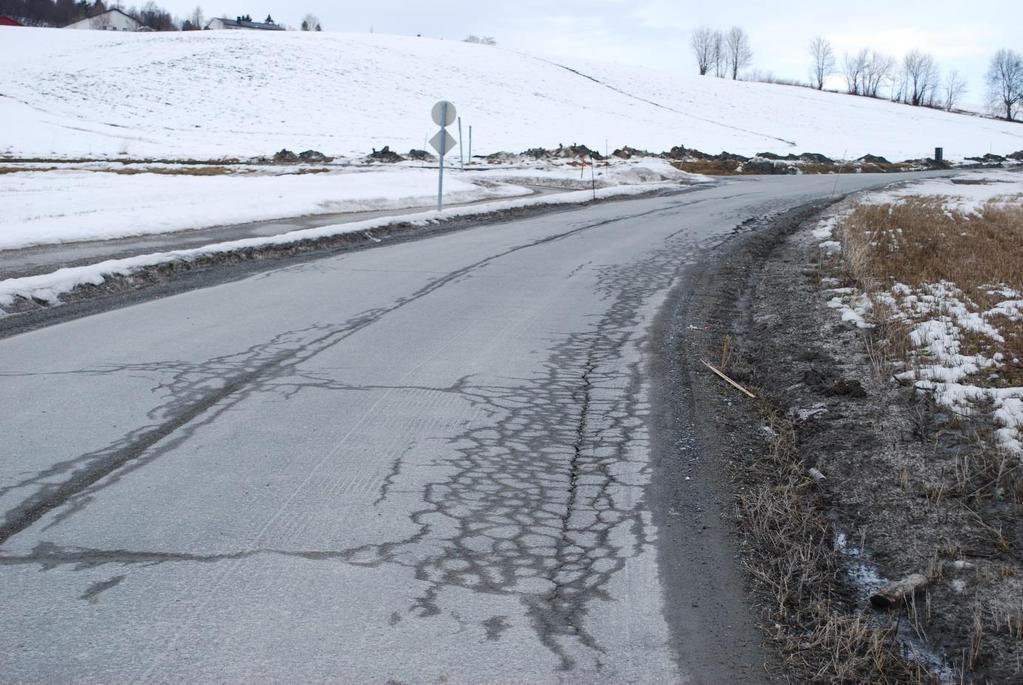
xmin=155 ymin=0 xmax=1020 ymax=103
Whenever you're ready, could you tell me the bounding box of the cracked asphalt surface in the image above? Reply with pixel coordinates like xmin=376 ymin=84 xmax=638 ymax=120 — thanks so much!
xmin=0 ymin=175 xmax=925 ymax=683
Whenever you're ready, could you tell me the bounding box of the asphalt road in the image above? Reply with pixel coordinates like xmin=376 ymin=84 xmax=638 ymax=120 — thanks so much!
xmin=0 ymin=174 xmax=932 ymax=683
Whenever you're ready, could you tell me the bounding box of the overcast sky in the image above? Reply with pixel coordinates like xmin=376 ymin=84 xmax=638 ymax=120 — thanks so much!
xmin=157 ymin=0 xmax=1020 ymax=104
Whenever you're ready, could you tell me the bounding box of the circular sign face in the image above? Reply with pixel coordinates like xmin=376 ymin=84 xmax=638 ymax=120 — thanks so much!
xmin=431 ymin=100 xmax=457 ymax=127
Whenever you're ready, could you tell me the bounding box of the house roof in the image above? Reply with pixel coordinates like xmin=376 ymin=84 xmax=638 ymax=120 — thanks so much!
xmin=65 ymin=8 xmax=141 ymax=29
xmin=207 ymin=17 xmax=285 ymax=31
xmin=0 ymin=15 xmax=24 ymax=26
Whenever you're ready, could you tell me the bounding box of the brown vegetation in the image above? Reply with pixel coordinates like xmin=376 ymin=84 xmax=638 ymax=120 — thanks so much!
xmin=838 ymin=197 xmax=1023 ymax=385
xmin=671 ymin=159 xmax=743 ymax=175
xmin=732 ymin=407 xmax=938 ymax=683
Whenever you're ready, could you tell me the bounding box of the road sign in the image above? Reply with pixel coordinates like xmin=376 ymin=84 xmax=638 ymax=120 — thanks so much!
xmin=431 ymin=101 xmax=458 ymax=212
xmin=430 ymin=129 xmax=457 ymax=156
xmin=431 ymin=101 xmax=457 ymax=127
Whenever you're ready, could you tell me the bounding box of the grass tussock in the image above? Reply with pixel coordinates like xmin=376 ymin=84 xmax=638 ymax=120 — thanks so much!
xmin=733 ymin=409 xmax=936 ymax=684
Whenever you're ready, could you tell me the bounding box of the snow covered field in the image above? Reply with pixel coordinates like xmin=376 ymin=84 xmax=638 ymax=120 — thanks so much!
xmin=863 ymin=171 xmax=1023 ymax=212
xmin=817 ymin=171 xmax=1023 ymax=454
xmin=0 ymin=159 xmax=693 ymax=249
xmin=2 ymin=27 xmax=1023 ymax=162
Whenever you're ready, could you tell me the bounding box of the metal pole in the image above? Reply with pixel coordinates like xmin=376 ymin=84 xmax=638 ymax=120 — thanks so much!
xmin=438 ymin=144 xmax=445 ymax=211
xmin=831 ymin=149 xmax=847 ymax=198
xmin=438 ymin=104 xmax=449 ymax=211
xmin=458 ymin=117 xmax=464 ymax=171
xmin=469 ymin=126 xmax=473 ymax=162
xmin=590 ymin=153 xmax=596 ymax=200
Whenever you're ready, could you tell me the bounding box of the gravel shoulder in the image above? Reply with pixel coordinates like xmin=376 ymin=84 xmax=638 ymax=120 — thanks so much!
xmin=647 ymin=203 xmax=835 ymax=684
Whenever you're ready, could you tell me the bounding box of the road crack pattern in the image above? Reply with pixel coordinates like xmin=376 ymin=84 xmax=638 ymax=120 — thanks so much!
xmin=1 ymin=203 xmax=708 ymax=673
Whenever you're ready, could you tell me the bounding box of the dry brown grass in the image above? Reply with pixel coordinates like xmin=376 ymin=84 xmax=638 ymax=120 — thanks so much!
xmin=670 ymin=159 xmax=743 ymax=175
xmin=101 ymin=166 xmax=236 ymax=176
xmin=672 ymin=160 xmax=915 ymax=176
xmin=839 ymin=197 xmax=1023 ymax=385
xmin=733 ymin=408 xmax=937 ymax=684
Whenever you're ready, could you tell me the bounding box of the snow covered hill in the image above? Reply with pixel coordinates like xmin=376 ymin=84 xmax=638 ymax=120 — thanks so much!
xmin=2 ymin=27 xmax=1022 ymax=161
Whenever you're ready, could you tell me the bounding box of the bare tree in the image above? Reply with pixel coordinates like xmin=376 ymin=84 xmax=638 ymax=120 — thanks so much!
xmin=808 ymin=36 xmax=834 ymax=90
xmin=188 ymin=5 xmax=203 ymax=29
xmin=712 ymin=30 xmax=726 ymax=77
xmin=301 ymin=13 xmax=318 ymax=31
xmin=691 ymin=26 xmax=715 ymax=76
xmin=942 ymin=70 xmax=968 ymax=111
xmin=133 ymin=1 xmax=176 ymax=30
xmin=844 ymin=50 xmax=868 ymax=94
xmin=863 ymin=51 xmax=895 ymax=97
xmin=986 ymin=49 xmax=1023 ymax=120
xmin=724 ymin=26 xmax=752 ymax=80
xmin=902 ymin=50 xmax=939 ymax=106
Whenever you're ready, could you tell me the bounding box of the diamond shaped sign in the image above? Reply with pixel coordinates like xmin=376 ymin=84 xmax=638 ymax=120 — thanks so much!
xmin=430 ymin=129 xmax=457 ymax=156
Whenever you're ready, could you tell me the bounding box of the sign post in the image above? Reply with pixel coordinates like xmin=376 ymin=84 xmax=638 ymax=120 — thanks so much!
xmin=430 ymin=100 xmax=457 ymax=211
xmin=458 ymin=116 xmax=465 ymax=170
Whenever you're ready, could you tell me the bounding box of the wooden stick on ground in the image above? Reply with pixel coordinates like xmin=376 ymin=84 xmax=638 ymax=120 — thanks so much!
xmin=870 ymin=573 xmax=929 ymax=610
xmin=700 ymin=359 xmax=757 ymax=399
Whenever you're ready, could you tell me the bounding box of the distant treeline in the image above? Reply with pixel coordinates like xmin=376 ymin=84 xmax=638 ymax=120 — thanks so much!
xmin=1 ymin=0 xmax=177 ymax=31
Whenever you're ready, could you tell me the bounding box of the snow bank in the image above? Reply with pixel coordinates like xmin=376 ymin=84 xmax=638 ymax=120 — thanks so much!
xmin=0 ymin=180 xmax=675 ymax=309
xmin=2 ymin=27 xmax=1023 ymax=161
xmin=0 ymin=168 xmax=530 ymax=250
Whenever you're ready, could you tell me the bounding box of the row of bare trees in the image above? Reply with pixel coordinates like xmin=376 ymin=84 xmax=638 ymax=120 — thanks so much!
xmin=809 ymin=38 xmax=950 ymax=106
xmin=809 ymin=36 xmax=1021 ymax=118
xmin=690 ymin=26 xmax=753 ymax=80
xmin=699 ymin=28 xmax=1022 ymax=121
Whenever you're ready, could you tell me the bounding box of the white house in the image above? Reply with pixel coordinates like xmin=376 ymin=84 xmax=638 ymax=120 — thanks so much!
xmin=205 ymin=17 xmax=284 ymax=31
xmin=65 ymin=8 xmax=140 ymax=31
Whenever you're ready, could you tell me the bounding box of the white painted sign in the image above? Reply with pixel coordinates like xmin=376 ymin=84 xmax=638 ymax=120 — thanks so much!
xmin=431 ymin=100 xmax=457 ymax=127
xmin=429 ymin=129 xmax=457 ymax=156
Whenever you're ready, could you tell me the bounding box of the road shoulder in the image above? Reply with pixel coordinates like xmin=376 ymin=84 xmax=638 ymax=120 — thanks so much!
xmin=645 ymin=204 xmax=832 ymax=683
xmin=662 ymin=197 xmax=1023 ymax=682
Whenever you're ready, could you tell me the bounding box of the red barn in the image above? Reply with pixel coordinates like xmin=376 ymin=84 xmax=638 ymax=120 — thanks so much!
xmin=0 ymin=16 xmax=24 ymax=26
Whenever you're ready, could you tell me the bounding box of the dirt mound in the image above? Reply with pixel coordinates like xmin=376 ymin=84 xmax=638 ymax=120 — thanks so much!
xmin=298 ymin=150 xmax=332 ymax=163
xmin=272 ymin=149 xmax=300 ymax=163
xmin=406 ymin=149 xmax=434 ymax=162
xmin=368 ymin=146 xmax=404 ymax=163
